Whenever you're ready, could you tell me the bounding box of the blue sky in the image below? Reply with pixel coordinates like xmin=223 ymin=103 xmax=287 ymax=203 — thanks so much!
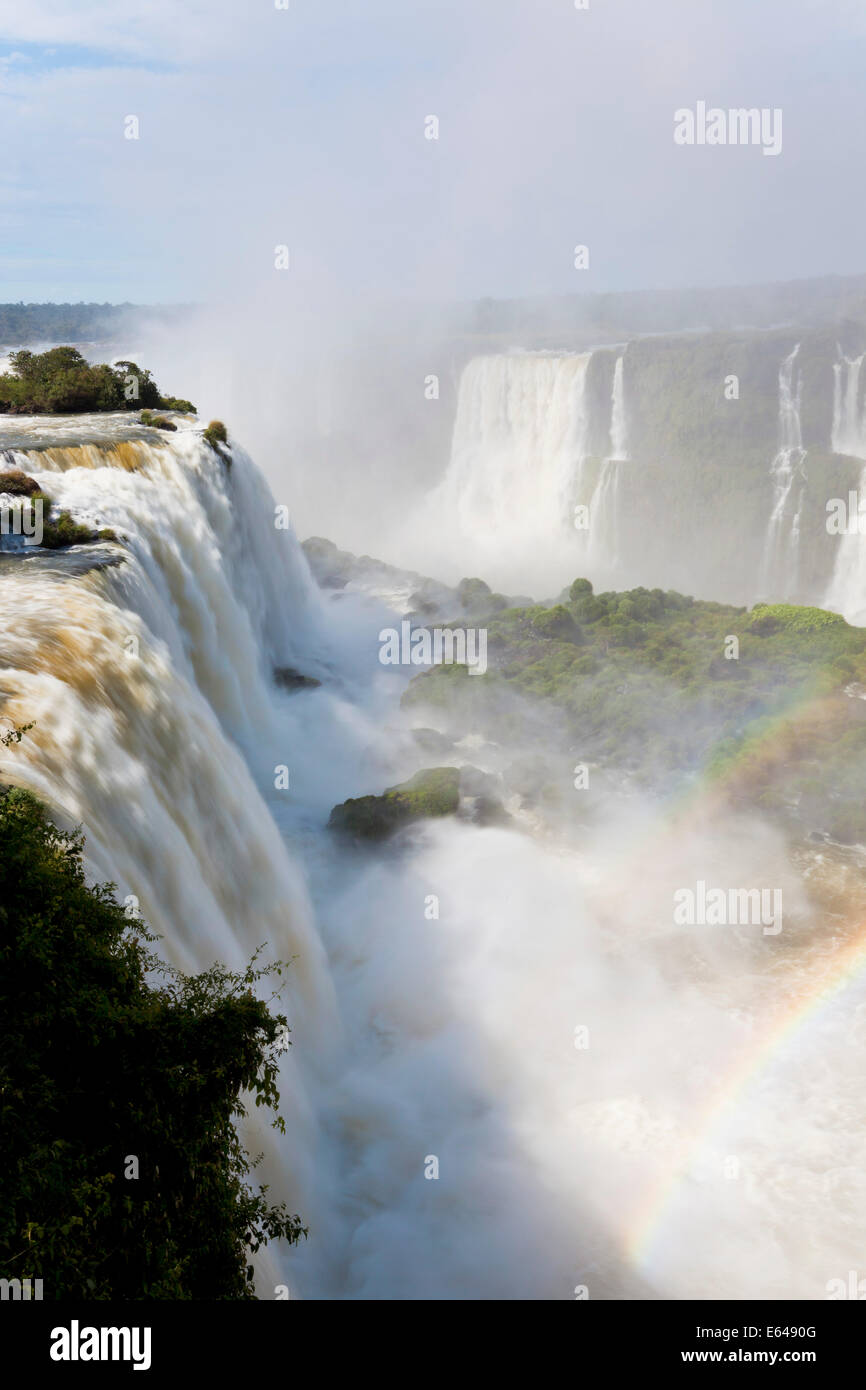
xmin=1 ymin=0 xmax=866 ymax=305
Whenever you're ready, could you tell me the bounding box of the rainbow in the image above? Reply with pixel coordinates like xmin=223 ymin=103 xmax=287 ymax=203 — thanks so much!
xmin=574 ymin=642 xmax=866 ymax=1272
xmin=625 ymin=913 xmax=866 ymax=1271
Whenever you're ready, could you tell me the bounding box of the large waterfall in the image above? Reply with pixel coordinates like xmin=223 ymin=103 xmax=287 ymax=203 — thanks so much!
xmin=430 ymin=353 xmax=591 ymax=593
xmin=0 ymin=420 xmax=344 ymax=1284
xmin=4 ymin=413 xmax=866 ymax=1300
xmin=0 ymin=417 xmax=633 ymax=1298
xmin=430 ymin=351 xmax=630 ymax=594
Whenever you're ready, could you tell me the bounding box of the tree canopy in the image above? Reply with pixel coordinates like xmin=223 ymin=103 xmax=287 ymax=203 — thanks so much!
xmin=0 ymin=773 xmax=303 ymax=1299
xmin=0 ymin=347 xmax=195 ymax=415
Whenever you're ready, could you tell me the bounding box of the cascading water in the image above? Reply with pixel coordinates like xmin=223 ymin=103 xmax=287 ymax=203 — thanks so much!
xmin=430 ymin=353 xmax=592 ymax=593
xmin=758 ymin=346 xmax=807 ymax=600
xmin=5 ymin=413 xmax=866 ymax=1300
xmin=609 ymin=353 xmax=629 ymax=462
xmin=825 ymin=353 xmax=866 ymax=622
xmin=0 ymin=417 xmax=346 ymax=1291
xmin=586 ymin=354 xmax=628 ymax=575
xmin=428 ymin=350 xmax=632 ymax=593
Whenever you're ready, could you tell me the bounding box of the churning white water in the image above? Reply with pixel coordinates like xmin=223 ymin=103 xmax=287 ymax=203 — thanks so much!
xmin=3 ymin=418 xmax=866 ymax=1300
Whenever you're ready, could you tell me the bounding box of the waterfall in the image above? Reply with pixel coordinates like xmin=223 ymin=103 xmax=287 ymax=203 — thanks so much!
xmin=431 ymin=353 xmax=592 ymax=591
xmin=0 ymin=419 xmax=341 ymax=1286
xmin=428 ymin=350 xmax=635 ymax=592
xmin=825 ymin=354 xmax=866 ymax=622
xmin=609 ymin=354 xmax=629 ymax=462
xmin=0 ymin=412 xmax=648 ymax=1300
xmin=586 ymin=354 xmax=629 ymax=574
xmin=758 ymin=346 xmax=806 ymax=600
xmin=831 ymin=352 xmax=866 ymax=457
xmin=4 ymin=411 xmax=866 ymax=1300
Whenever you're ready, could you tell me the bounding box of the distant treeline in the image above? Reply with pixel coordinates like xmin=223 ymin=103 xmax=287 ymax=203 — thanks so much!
xmin=455 ymin=273 xmax=866 ymax=351
xmin=0 ymin=302 xmax=186 ymax=347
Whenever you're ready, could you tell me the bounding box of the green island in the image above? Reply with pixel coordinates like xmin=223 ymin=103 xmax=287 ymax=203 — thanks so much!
xmin=397 ymin=581 xmax=866 ymax=845
xmin=329 ymin=767 xmax=461 ymax=840
xmin=0 ymin=346 xmax=195 ymax=416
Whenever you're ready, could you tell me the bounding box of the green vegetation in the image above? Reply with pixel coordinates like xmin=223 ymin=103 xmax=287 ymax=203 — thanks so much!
xmin=0 ymin=469 xmax=118 ymax=550
xmin=456 ymin=576 xmax=508 ymax=615
xmin=402 ymin=580 xmax=866 ymax=842
xmin=328 ymin=767 xmax=461 ymax=840
xmin=746 ymin=603 xmax=846 ymax=634
xmin=39 ymin=510 xmax=99 ymax=549
xmin=0 ymin=348 xmax=195 ymax=416
xmin=0 ymin=776 xmax=304 ymax=1299
xmin=139 ymin=410 xmax=177 ymax=431
xmin=203 ymin=420 xmax=228 ymax=449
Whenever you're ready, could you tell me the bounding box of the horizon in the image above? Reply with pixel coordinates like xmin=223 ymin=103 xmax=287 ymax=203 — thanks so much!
xmin=6 ymin=265 xmax=866 ymax=312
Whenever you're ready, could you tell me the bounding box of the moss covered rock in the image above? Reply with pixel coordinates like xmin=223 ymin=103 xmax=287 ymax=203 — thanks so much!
xmin=140 ymin=410 xmax=176 ymax=431
xmin=0 ymin=469 xmax=40 ymax=496
xmin=328 ymin=767 xmax=460 ymax=840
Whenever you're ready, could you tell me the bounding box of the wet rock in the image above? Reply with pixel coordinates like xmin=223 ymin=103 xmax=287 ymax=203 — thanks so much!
xmin=411 ymin=727 xmax=455 ymax=758
xmin=274 ymin=667 xmax=322 ymax=692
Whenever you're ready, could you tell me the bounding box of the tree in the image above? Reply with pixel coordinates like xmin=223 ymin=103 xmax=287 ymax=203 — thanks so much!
xmin=0 ymin=348 xmax=195 ymax=416
xmin=0 ymin=776 xmax=304 ymax=1300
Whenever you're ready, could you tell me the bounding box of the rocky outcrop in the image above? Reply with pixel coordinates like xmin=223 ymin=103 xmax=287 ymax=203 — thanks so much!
xmin=328 ymin=767 xmax=461 ymax=840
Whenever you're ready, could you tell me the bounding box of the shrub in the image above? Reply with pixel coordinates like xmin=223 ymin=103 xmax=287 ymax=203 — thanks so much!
xmin=140 ymin=411 xmax=176 ymax=431
xmin=204 ymin=420 xmax=228 ymax=449
xmin=40 ymin=511 xmax=95 ymax=549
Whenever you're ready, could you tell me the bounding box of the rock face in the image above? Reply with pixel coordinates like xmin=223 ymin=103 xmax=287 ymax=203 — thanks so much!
xmin=302 ymin=536 xmax=459 ymax=612
xmin=0 ymin=468 xmax=40 ymax=496
xmin=273 ymin=666 xmax=322 ymax=692
xmin=328 ymin=767 xmax=461 ymax=840
xmin=302 ymin=536 xmax=527 ymax=616
xmin=410 ymin=727 xmax=455 ymax=758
